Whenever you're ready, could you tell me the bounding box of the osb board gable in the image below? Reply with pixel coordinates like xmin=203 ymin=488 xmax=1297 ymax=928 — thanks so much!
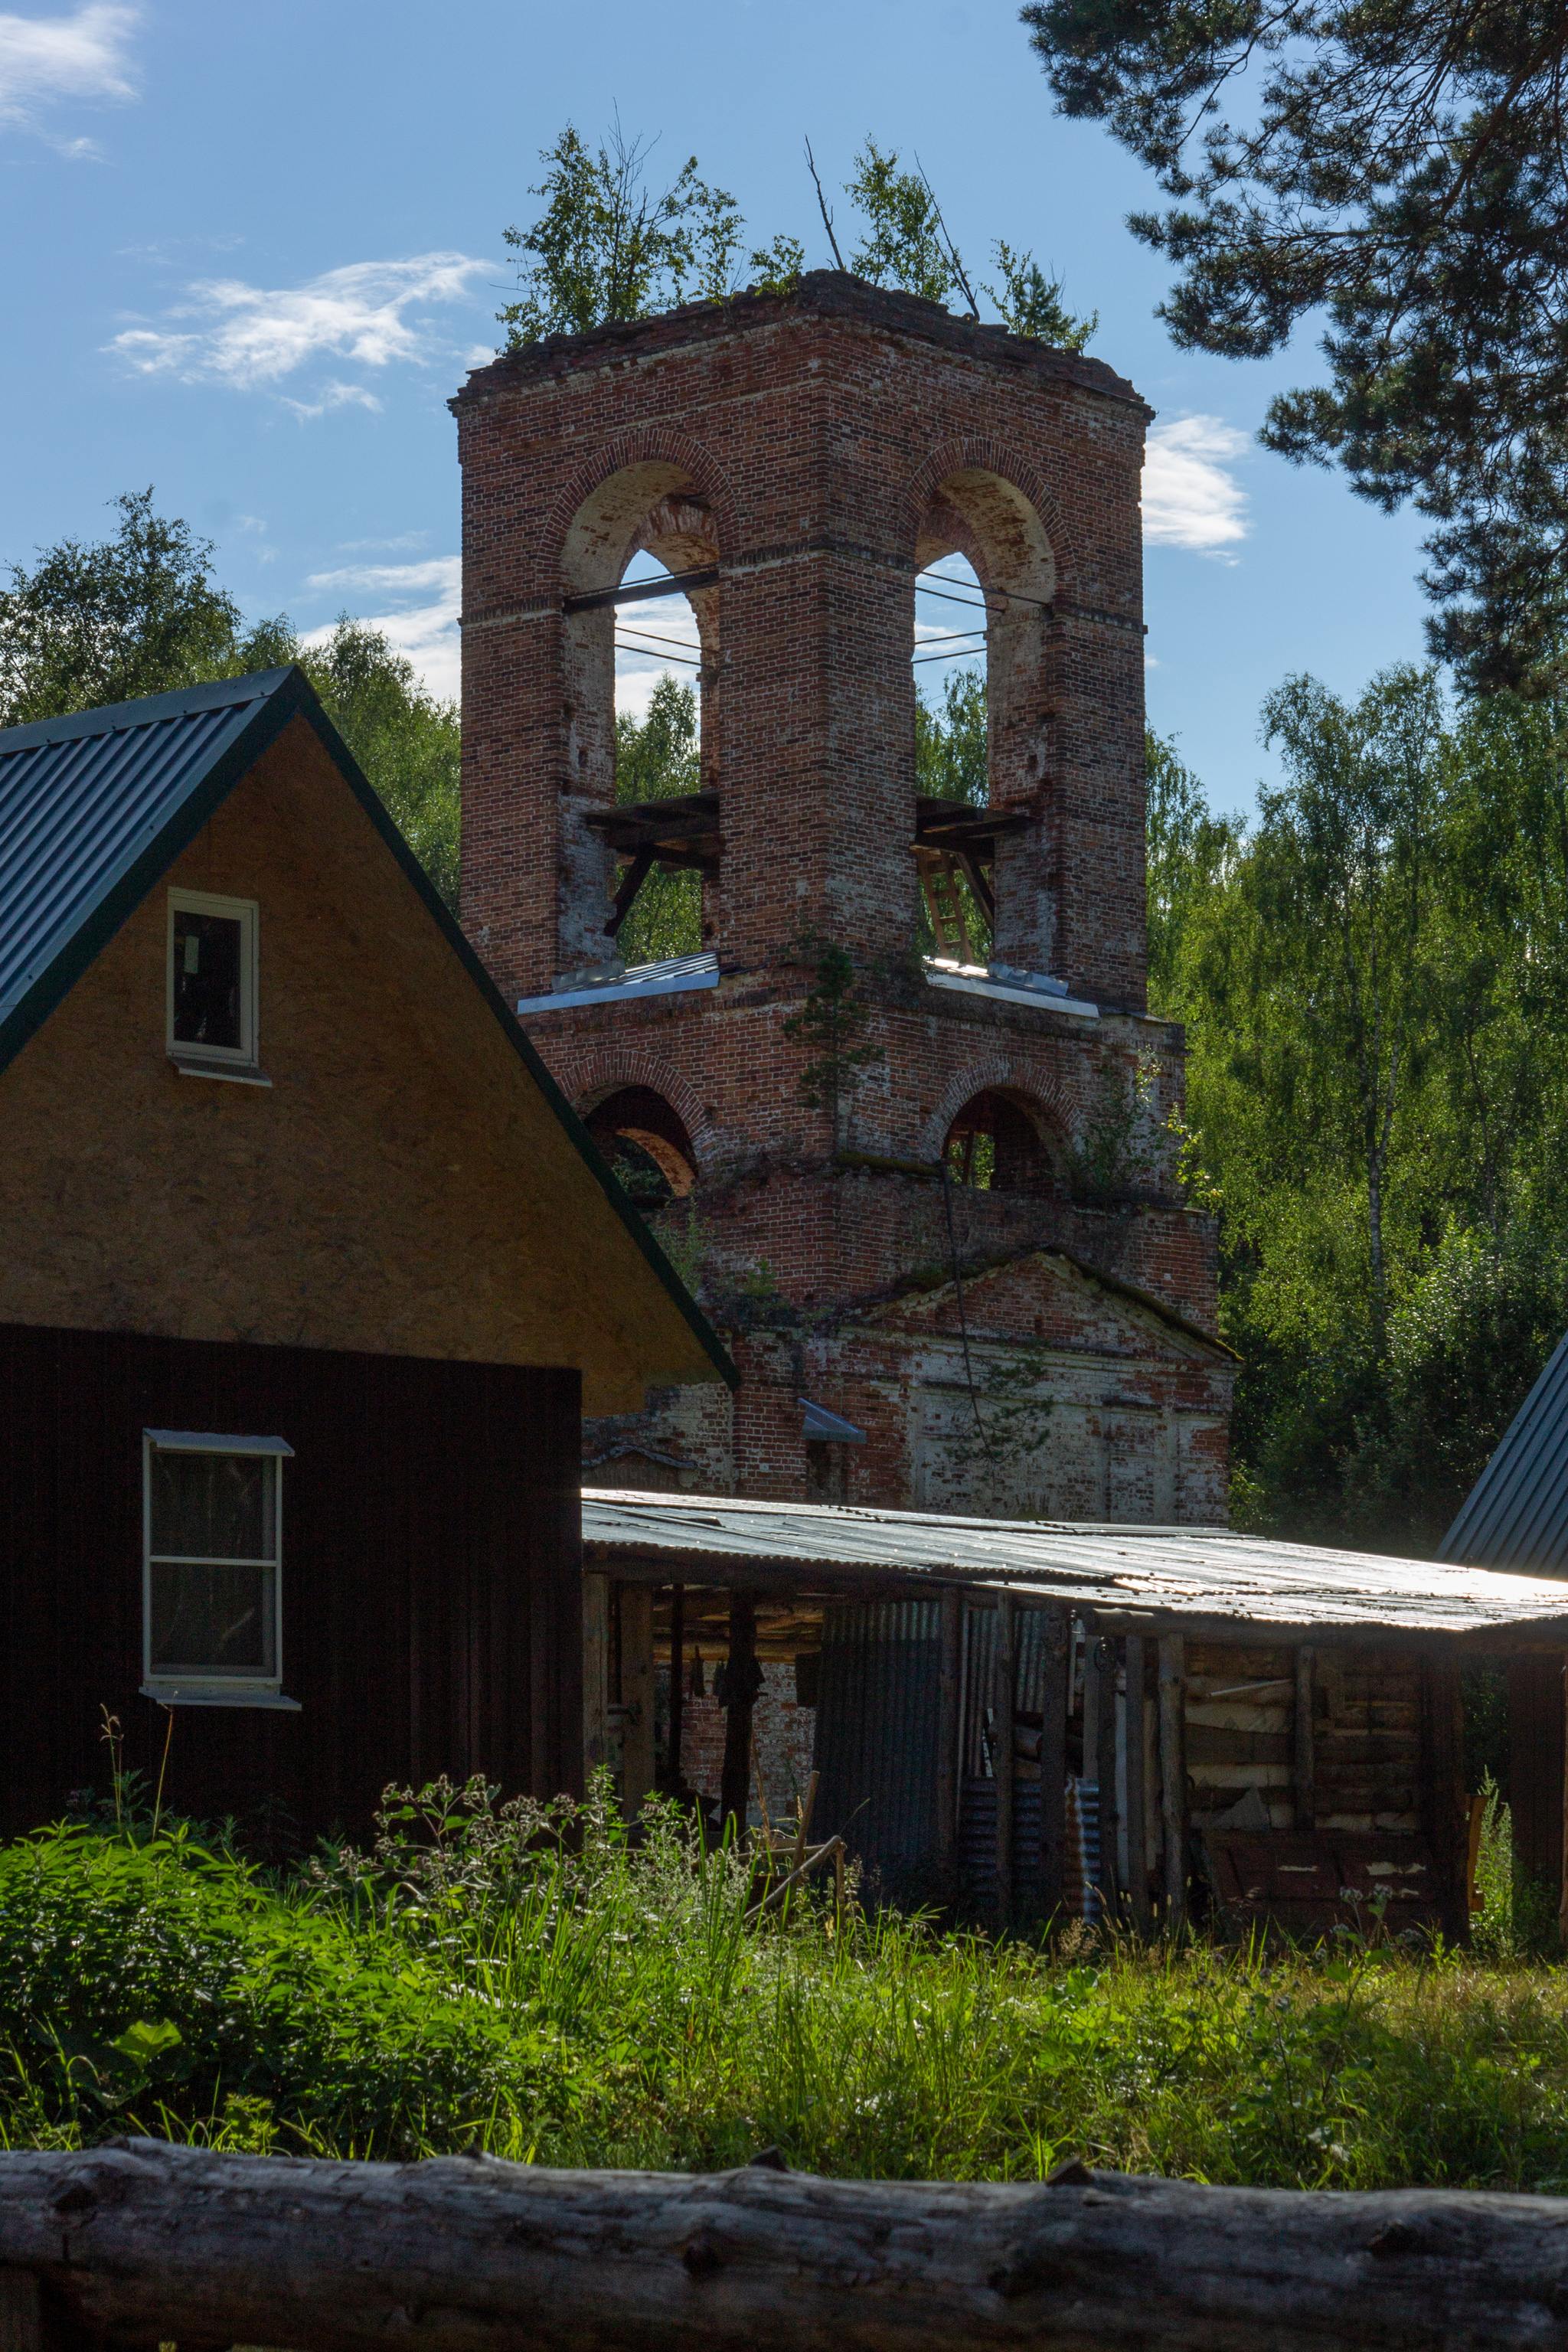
xmin=0 ymin=716 xmax=717 ymax=1413
xmin=860 ymin=1247 xmax=1231 ymax=1370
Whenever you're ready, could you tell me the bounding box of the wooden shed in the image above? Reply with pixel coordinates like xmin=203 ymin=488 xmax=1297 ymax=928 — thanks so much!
xmin=0 ymin=669 xmax=733 ymax=1840
xmin=583 ymin=1492 xmax=1568 ymax=1941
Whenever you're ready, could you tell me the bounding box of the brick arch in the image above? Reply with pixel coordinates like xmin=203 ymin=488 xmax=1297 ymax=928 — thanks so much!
xmin=556 ymin=1047 xmax=721 ymax=1174
xmin=903 ymin=436 xmax=1076 ymax=603
xmin=532 ymin=426 xmax=740 ymax=598
xmin=920 ymin=1055 xmax=1074 ymax=1165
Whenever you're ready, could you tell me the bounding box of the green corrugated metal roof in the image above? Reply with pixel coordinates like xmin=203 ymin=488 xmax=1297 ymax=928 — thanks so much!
xmin=0 ymin=670 xmax=299 ymax=1067
xmin=1441 ymin=1330 xmax=1568 ymax=1577
xmin=0 ymin=667 xmax=737 ymax=1390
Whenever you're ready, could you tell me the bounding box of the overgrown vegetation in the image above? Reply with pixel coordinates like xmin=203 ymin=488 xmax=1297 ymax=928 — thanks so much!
xmin=499 ymin=122 xmax=1094 ymax=351
xmin=5 ymin=1779 xmax=1568 ymax=2189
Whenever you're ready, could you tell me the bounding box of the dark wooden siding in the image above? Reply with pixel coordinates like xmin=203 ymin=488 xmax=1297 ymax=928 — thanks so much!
xmin=0 ymin=1323 xmax=582 ymax=1842
xmin=1509 ymin=1655 xmax=1564 ymax=1893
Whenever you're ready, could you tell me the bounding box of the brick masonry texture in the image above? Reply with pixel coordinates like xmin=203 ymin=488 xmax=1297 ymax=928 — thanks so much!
xmin=452 ymin=273 xmax=1233 ymax=1514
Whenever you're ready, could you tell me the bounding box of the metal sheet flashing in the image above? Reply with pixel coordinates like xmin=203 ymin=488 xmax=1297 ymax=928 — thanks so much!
xmin=518 ymin=950 xmax=720 ymax=1016
xmin=923 ymin=957 xmax=1099 ymax=1019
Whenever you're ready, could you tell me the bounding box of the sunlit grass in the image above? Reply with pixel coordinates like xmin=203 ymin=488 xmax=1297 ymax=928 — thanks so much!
xmin=4 ymin=1773 xmax=1567 ymax=2187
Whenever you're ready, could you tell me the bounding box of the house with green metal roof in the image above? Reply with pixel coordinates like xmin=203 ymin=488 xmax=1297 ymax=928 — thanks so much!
xmin=0 ymin=665 xmax=733 ymax=1838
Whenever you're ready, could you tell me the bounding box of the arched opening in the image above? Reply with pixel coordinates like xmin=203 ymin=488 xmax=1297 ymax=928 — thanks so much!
xmin=913 ymin=551 xmax=990 ymax=963
xmin=942 ymin=1088 xmax=1060 ymax=1199
xmin=913 ymin=469 xmax=1055 ymax=973
xmin=557 ymin=469 xmax=720 ymax=975
xmin=585 ymin=1085 xmax=698 ymax=1208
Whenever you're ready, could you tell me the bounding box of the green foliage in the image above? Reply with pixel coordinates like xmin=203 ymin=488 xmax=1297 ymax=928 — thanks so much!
xmin=917 ymin=665 xmax=988 ymax=805
xmin=498 ymin=121 xmax=1094 ymax=350
xmin=782 ymin=939 xmax=886 ymax=1152
xmin=1064 ymin=1053 xmax=1165 ymax=1205
xmin=1146 ymin=727 xmax=1240 ymax=1011
xmin=499 ymin=119 xmax=745 ymax=348
xmin=982 ymin=239 xmax=1098 ymax=352
xmin=942 ymin=1338 xmax=1059 ymax=1494
xmin=1148 ymin=680 xmax=1568 ymax=1542
xmin=846 ymin=139 xmax=1096 ymax=349
xmin=0 ymin=490 xmax=284 ymax=727
xmin=0 ymin=492 xmax=462 ymax=912
xmin=1021 ymin=0 xmax=1568 ymax=694
xmin=612 ymin=675 xmax=703 ymax=965
xmin=1251 ymin=666 xmax=1449 ymax=1331
xmin=916 ymin=667 xmax=992 ymax=960
xmin=0 ymin=1821 xmax=571 ymax=2155
xmin=11 ymin=1790 xmax=1568 ymax=2187
xmin=746 ymin=234 xmax=806 ymax=294
xmin=299 ymin=619 xmax=461 ymax=911
xmin=845 ymin=137 xmax=957 ymax=302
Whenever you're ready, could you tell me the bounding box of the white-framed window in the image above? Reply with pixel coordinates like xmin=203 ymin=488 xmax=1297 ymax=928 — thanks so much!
xmin=142 ymin=1430 xmax=298 ymax=1707
xmin=166 ymin=889 xmax=265 ymax=1082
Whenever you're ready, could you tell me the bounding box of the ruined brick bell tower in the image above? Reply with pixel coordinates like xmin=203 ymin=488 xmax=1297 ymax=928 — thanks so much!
xmin=452 ymin=274 xmax=1233 ymax=1517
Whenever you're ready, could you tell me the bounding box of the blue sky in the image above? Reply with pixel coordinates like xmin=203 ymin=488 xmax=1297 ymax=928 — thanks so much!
xmin=0 ymin=0 xmax=1435 ymax=815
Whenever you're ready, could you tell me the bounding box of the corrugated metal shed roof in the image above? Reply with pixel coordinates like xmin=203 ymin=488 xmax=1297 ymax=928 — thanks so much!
xmin=583 ymin=1488 xmax=1568 ymax=1645
xmin=1440 ymin=1328 xmax=1568 ymax=1576
xmin=0 ymin=670 xmax=299 ymax=1071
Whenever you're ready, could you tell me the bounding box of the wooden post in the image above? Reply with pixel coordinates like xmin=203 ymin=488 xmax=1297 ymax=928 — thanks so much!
xmin=1294 ymin=1645 xmax=1316 ymax=1832
xmin=994 ymin=1593 xmax=1014 ymax=1927
xmin=1039 ymin=1605 xmax=1069 ymax=1925
xmin=936 ymin=1588 xmax=961 ymax=1903
xmin=668 ymin=1584 xmax=684 ymax=1793
xmin=582 ymin=1573 xmax=610 ymax=1789
xmin=720 ymin=1592 xmax=758 ymax=1838
xmin=1125 ymin=1635 xmax=1152 ymax=1934
xmin=1419 ymin=1653 xmax=1468 ymax=1945
xmin=620 ymin=1584 xmax=655 ymax=1819
xmin=1095 ymin=1635 xmax=1120 ymax=1925
xmin=1158 ymin=1633 xmax=1187 ymax=1936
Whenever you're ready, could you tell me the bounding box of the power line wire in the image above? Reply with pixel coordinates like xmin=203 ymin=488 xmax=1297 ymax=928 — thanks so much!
xmin=616 ymin=639 xmax=701 ymax=668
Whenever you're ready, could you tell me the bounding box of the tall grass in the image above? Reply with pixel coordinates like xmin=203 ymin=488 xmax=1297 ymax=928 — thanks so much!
xmin=5 ymin=1773 xmax=1568 ymax=2189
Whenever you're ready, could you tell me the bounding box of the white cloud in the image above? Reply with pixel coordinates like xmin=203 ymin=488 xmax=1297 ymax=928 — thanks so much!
xmin=613 ymin=592 xmax=701 ymax=720
xmin=1143 ymin=416 xmax=1250 ymax=557
xmin=302 ymin=557 xmax=462 ymax=704
xmin=107 ymin=252 xmax=490 ymax=394
xmin=0 ymin=3 xmax=138 ymax=133
xmin=281 ymin=379 xmax=384 ymax=421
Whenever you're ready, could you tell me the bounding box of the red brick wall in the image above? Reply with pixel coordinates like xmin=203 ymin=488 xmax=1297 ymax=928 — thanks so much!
xmin=452 ymin=274 xmax=1149 ymax=1012
xmin=453 ymin=273 xmax=1230 ymax=1517
xmin=661 ymin=1661 xmax=817 ymax=1821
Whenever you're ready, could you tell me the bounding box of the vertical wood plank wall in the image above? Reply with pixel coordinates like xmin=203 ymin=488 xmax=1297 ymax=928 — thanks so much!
xmin=0 ymin=1321 xmax=583 ymax=1840
xmin=1509 ymin=1655 xmax=1565 ymax=1900
xmin=619 ymin=1586 xmax=655 ymax=1815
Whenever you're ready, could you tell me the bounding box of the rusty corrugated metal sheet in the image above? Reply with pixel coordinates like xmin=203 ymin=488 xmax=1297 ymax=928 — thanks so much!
xmin=811 ymin=1599 xmax=942 ymax=1903
xmin=583 ymin=1489 xmax=1568 ymax=1640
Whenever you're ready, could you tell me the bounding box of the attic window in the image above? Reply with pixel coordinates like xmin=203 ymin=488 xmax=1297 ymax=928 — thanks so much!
xmin=168 ymin=890 xmax=266 ymax=1083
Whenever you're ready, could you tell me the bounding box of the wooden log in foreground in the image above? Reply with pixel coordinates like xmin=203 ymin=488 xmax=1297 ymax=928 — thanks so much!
xmin=3 ymin=2154 xmax=1568 ymax=2352
xmin=2 ymin=2143 xmax=1568 ymax=2350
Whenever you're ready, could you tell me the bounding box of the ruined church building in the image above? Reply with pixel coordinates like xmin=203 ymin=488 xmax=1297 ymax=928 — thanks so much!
xmin=452 ymin=273 xmax=1234 ymax=1518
